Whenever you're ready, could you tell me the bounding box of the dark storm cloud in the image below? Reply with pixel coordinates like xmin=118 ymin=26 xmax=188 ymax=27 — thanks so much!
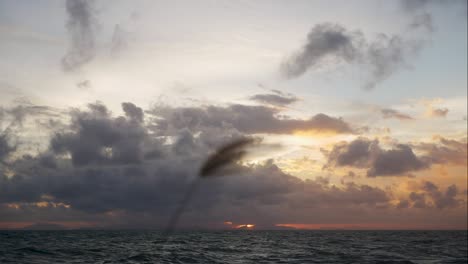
xmin=50 ymin=102 xmax=160 ymax=166
xmin=0 ymin=101 xmax=396 ymax=228
xmin=380 ymin=108 xmax=413 ymax=120
xmin=61 ymin=0 xmax=97 ymax=72
xmin=326 ymin=138 xmax=428 ymax=177
xmin=367 ymin=144 xmax=427 ymax=177
xmin=149 ymin=104 xmax=353 ymax=135
xmin=0 ymin=154 xmax=391 ymax=227
xmin=122 ymin=102 xmax=144 ymax=123
xmin=249 ymin=90 xmax=299 ymax=107
xmin=326 ymin=138 xmax=380 ymax=168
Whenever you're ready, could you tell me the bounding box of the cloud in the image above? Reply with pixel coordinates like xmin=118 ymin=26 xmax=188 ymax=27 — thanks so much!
xmin=2 ymin=103 xmax=59 ymax=127
xmin=415 ymin=137 xmax=467 ymax=166
xmin=401 ymin=0 xmax=467 ymax=14
xmin=149 ymin=104 xmax=353 ymax=135
xmin=281 ymin=5 xmax=447 ymax=90
xmin=0 ymin=155 xmax=392 ymax=228
xmin=420 ymin=98 xmax=450 ymax=118
xmin=326 ymin=138 xmax=380 ymax=168
xmin=61 ymin=0 xmax=97 ymax=72
xmin=326 ymin=138 xmax=428 ymax=177
xmin=280 ymin=23 xmax=363 ymax=79
xmin=0 ymin=101 xmax=394 ymax=228
xmin=402 ymin=181 xmax=462 ymax=209
xmin=77 ymin=80 xmax=92 ymax=90
xmin=423 ymin=181 xmax=460 ymax=209
xmin=249 ymin=90 xmax=299 ymax=107
xmin=0 ymin=101 xmax=465 ymax=229
xmin=367 ymin=144 xmax=427 ymax=177
xmin=110 ymin=24 xmax=132 ymax=56
xmin=50 ymin=102 xmax=160 ymax=166
xmin=0 ymin=132 xmax=15 ymax=162
xmin=326 ymin=136 xmax=467 ymax=177
xmin=122 ymin=102 xmax=144 ymax=123
xmin=281 ymin=22 xmax=427 ymax=90
xmin=0 ymin=102 xmax=61 ymax=162
xmin=401 ymin=0 xmax=467 ymax=34
xmin=381 ymin=108 xmax=413 ymax=120
xmin=427 ymin=107 xmax=449 ymax=118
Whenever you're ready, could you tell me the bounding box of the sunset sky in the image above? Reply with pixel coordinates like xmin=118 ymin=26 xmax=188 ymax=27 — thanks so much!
xmin=0 ymin=0 xmax=467 ymax=230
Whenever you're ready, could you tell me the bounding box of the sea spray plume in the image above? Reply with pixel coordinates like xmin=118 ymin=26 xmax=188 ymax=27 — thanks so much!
xmin=199 ymin=137 xmax=260 ymax=177
xmin=61 ymin=0 xmax=97 ymax=72
xmin=162 ymin=137 xmax=260 ymax=239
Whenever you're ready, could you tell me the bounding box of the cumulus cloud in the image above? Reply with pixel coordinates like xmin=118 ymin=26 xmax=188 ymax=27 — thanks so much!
xmin=50 ymin=102 xmax=160 ymax=166
xmin=326 ymin=138 xmax=428 ymax=177
xmin=326 ymin=136 xmax=467 ymax=177
xmin=61 ymin=0 xmax=97 ymax=72
xmin=415 ymin=137 xmax=467 ymax=166
xmin=367 ymin=144 xmax=427 ymax=177
xmin=401 ymin=181 xmax=462 ymax=209
xmin=249 ymin=90 xmax=299 ymax=107
xmin=149 ymin=104 xmax=353 ymax=135
xmin=381 ymin=108 xmax=413 ymax=120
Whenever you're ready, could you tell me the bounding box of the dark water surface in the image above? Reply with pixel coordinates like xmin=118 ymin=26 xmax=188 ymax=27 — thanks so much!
xmin=0 ymin=230 xmax=466 ymax=263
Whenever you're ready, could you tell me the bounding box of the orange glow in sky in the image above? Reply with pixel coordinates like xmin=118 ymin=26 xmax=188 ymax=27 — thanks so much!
xmin=235 ymin=224 xmax=255 ymax=229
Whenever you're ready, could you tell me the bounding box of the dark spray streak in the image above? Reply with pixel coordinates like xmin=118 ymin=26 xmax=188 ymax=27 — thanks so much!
xmin=199 ymin=138 xmax=259 ymax=177
xmin=161 ymin=177 xmax=201 ymax=238
xmin=61 ymin=0 xmax=97 ymax=72
xmin=161 ymin=138 xmax=259 ymax=241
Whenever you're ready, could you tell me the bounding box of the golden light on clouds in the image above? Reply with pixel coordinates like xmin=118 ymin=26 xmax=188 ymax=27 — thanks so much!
xmin=293 ymin=129 xmax=342 ymax=137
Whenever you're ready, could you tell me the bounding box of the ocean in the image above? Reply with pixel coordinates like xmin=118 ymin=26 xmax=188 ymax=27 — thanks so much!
xmin=0 ymin=230 xmax=466 ymax=263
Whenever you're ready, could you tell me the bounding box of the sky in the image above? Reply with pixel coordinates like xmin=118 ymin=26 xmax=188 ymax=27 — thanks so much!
xmin=0 ymin=0 xmax=467 ymax=230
